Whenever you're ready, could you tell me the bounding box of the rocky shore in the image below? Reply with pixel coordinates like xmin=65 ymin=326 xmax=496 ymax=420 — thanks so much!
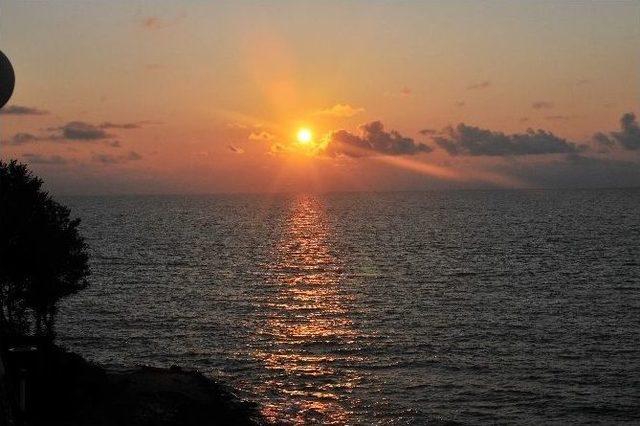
xmin=1 ymin=344 xmax=266 ymax=426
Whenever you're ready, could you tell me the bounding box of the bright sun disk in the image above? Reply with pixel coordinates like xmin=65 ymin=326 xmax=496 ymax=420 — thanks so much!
xmin=297 ymin=128 xmax=313 ymax=144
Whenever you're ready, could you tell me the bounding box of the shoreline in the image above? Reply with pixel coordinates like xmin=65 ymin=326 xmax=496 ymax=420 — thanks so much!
xmin=0 ymin=343 xmax=266 ymax=426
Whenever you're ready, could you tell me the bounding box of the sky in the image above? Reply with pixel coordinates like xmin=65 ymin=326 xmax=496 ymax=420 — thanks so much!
xmin=0 ymin=0 xmax=639 ymax=195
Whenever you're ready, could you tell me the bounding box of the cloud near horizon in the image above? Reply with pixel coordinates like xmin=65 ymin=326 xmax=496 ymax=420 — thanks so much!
xmin=433 ymin=123 xmax=586 ymax=156
xmin=52 ymin=121 xmax=113 ymax=140
xmin=315 ymin=104 xmax=365 ymax=118
xmin=46 ymin=120 xmax=145 ymax=141
xmin=326 ymin=121 xmax=432 ymax=157
xmin=466 ymin=80 xmax=491 ymax=90
xmin=593 ymin=112 xmax=640 ymax=151
xmin=140 ymin=14 xmax=185 ymax=30
xmin=248 ymin=131 xmax=274 ymax=141
xmin=92 ymin=151 xmax=142 ymax=165
xmin=98 ymin=121 xmax=144 ymax=129
xmin=0 ymin=105 xmax=48 ymax=115
xmin=227 ymin=145 xmax=244 ymax=154
xmin=22 ymin=153 xmax=68 ymax=165
xmin=545 ymin=115 xmax=573 ymax=121
xmin=1 ymin=132 xmax=47 ymax=146
xmin=532 ymin=101 xmax=554 ymax=110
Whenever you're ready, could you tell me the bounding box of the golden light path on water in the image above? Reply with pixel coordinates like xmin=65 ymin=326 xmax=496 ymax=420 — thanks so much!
xmin=253 ymin=195 xmax=363 ymax=424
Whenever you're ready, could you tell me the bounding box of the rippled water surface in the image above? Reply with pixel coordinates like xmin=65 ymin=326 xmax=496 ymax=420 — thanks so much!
xmin=57 ymin=190 xmax=640 ymax=424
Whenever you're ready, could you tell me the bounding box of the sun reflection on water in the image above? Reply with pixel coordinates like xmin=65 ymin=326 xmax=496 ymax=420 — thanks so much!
xmin=254 ymin=194 xmax=361 ymax=424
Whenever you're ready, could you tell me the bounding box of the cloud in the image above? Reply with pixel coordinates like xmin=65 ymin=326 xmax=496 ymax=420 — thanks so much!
xmin=433 ymin=123 xmax=585 ymax=156
xmin=98 ymin=121 xmax=142 ymax=129
xmin=22 ymin=154 xmax=67 ymax=165
xmin=248 ymin=131 xmax=274 ymax=141
xmin=315 ymin=104 xmax=365 ymax=118
xmin=384 ymin=87 xmax=413 ymax=98
xmin=141 ymin=17 xmax=162 ymax=29
xmin=227 ymin=122 xmax=253 ymax=129
xmin=54 ymin=121 xmax=112 ymax=140
xmin=532 ymin=101 xmax=554 ymax=110
xmin=326 ymin=121 xmax=432 ymax=157
xmin=594 ymin=112 xmax=640 ymax=151
xmin=4 ymin=120 xmax=149 ymax=145
xmin=127 ymin=151 xmax=142 ymax=161
xmin=593 ymin=132 xmax=615 ymax=152
xmin=48 ymin=120 xmax=145 ymax=141
xmin=269 ymin=143 xmax=286 ymax=155
xmin=466 ymin=80 xmax=491 ymax=90
xmin=140 ymin=13 xmax=185 ymax=30
xmin=228 ymin=145 xmax=245 ymax=154
xmin=1 ymin=132 xmax=47 ymax=146
xmin=0 ymin=105 xmax=48 ymax=115
xmin=545 ymin=115 xmax=573 ymax=121
xmin=91 ymin=154 xmax=119 ymax=164
xmin=92 ymin=151 xmax=142 ymax=165
xmin=419 ymin=128 xmax=438 ymax=136
xmin=613 ymin=112 xmax=640 ymax=150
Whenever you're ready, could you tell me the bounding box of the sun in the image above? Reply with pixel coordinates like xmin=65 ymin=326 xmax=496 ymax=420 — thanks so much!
xmin=297 ymin=128 xmax=313 ymax=144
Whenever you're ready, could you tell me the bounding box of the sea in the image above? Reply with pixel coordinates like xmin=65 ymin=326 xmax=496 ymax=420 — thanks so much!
xmin=57 ymin=189 xmax=640 ymax=425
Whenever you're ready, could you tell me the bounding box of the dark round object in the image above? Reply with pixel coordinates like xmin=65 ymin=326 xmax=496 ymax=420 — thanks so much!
xmin=0 ymin=50 xmax=15 ymax=109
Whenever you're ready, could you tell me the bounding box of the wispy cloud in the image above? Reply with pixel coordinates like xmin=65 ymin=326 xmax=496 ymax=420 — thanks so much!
xmin=1 ymin=132 xmax=47 ymax=146
xmin=544 ymin=115 xmax=573 ymax=121
xmin=419 ymin=128 xmax=438 ymax=136
xmin=532 ymin=101 xmax=554 ymax=110
xmin=0 ymin=105 xmax=48 ymax=115
xmin=22 ymin=153 xmax=68 ymax=165
xmin=228 ymin=145 xmax=245 ymax=154
xmin=466 ymin=80 xmax=491 ymax=90
xmin=139 ymin=13 xmax=185 ymax=30
xmin=57 ymin=121 xmax=112 ymax=140
xmin=315 ymin=104 xmax=365 ymax=118
xmin=248 ymin=131 xmax=275 ymax=141
xmin=98 ymin=121 xmax=144 ymax=129
xmin=46 ymin=120 xmax=148 ymax=141
xmin=92 ymin=151 xmax=142 ymax=164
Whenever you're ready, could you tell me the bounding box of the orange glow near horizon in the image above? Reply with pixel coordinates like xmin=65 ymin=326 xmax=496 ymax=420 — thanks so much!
xmin=3 ymin=1 xmax=638 ymax=194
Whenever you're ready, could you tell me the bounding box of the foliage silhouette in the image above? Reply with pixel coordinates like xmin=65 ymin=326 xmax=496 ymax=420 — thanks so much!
xmin=0 ymin=160 xmax=89 ymax=339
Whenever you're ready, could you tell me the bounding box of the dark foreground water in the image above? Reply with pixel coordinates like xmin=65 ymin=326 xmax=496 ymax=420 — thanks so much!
xmin=57 ymin=189 xmax=640 ymax=424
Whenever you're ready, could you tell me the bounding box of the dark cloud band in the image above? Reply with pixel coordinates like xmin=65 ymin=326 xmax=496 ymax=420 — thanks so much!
xmin=433 ymin=123 xmax=585 ymax=156
xmin=0 ymin=105 xmax=48 ymax=115
xmin=327 ymin=121 xmax=432 ymax=157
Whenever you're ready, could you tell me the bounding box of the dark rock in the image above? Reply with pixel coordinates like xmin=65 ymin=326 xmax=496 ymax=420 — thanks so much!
xmin=10 ymin=345 xmax=266 ymax=426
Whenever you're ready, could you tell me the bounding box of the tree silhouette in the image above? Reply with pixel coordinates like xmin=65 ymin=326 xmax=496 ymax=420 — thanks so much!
xmin=0 ymin=160 xmax=89 ymax=339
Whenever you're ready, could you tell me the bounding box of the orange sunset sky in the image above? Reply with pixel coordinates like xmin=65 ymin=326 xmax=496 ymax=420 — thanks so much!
xmin=1 ymin=1 xmax=639 ymax=194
